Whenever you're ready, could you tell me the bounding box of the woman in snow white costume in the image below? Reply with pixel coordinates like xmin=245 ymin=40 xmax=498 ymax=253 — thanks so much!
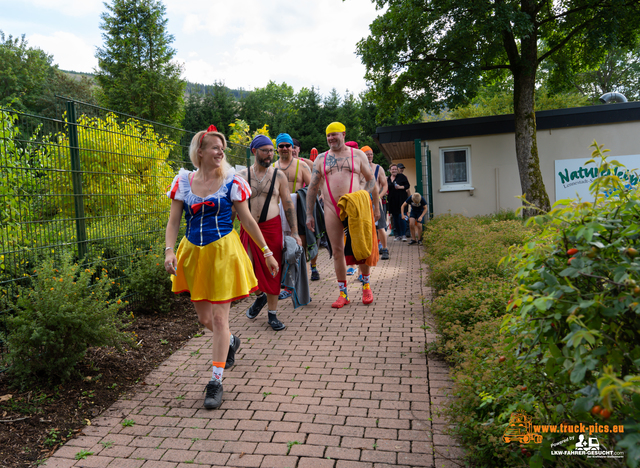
xmin=164 ymin=126 xmax=278 ymax=409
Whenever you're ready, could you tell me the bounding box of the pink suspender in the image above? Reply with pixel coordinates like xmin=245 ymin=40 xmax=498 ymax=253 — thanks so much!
xmin=323 ymin=147 xmax=354 ymax=217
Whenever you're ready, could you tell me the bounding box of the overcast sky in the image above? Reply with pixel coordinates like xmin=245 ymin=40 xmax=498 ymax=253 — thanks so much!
xmin=1 ymin=0 xmax=384 ymax=98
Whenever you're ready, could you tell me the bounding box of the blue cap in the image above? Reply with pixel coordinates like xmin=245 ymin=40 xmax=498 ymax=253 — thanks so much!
xmin=276 ymin=133 xmax=294 ymax=147
xmin=250 ymin=135 xmax=273 ymax=151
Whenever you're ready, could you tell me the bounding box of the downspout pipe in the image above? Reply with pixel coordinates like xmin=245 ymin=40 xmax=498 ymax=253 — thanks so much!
xmin=599 ymin=92 xmax=628 ymax=104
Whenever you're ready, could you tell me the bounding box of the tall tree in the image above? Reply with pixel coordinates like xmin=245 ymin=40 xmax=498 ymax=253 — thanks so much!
xmin=545 ymin=43 xmax=640 ymax=102
xmin=182 ymin=81 xmax=238 ymax=134
xmin=290 ymin=87 xmax=326 ymax=153
xmin=95 ymin=0 xmax=185 ymax=127
xmin=0 ymin=31 xmax=55 ymax=113
xmin=239 ymin=81 xmax=295 ymax=136
xmin=357 ymin=0 xmax=640 ymax=216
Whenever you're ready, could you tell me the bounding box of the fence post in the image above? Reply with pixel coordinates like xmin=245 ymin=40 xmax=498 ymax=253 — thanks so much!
xmin=66 ymin=101 xmax=88 ymax=260
xmin=426 ymin=147 xmax=434 ymax=219
xmin=246 ymin=147 xmax=251 ymax=170
xmin=414 ymin=138 xmax=423 ymax=194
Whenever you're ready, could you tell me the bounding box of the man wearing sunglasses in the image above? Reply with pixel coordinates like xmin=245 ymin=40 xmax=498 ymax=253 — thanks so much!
xmin=273 ymin=133 xmax=315 ymax=295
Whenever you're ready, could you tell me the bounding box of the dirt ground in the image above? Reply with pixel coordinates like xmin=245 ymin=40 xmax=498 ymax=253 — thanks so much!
xmin=0 ymin=296 xmax=202 ymax=468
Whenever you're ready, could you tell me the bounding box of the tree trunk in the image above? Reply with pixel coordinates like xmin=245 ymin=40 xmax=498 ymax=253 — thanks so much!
xmin=512 ymin=37 xmax=551 ymax=218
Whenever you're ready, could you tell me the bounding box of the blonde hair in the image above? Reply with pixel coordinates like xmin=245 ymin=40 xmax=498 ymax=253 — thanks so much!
xmin=189 ymin=130 xmax=231 ymax=180
xmin=412 ymin=193 xmax=422 ymax=204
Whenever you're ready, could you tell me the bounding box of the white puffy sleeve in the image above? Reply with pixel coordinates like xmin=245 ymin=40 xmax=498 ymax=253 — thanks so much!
xmin=166 ymin=169 xmax=191 ymax=201
xmin=230 ymin=174 xmax=252 ymax=202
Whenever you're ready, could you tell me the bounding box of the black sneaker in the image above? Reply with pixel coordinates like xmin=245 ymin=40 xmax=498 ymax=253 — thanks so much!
xmin=311 ymin=269 xmax=320 ymax=281
xmin=380 ymin=248 xmax=390 ymax=260
xmin=203 ymin=380 xmax=223 ymax=409
xmin=409 ymin=240 xmax=417 ymax=245
xmin=246 ymin=293 xmax=267 ymax=319
xmin=268 ymin=314 xmax=286 ymax=331
xmin=225 ymin=335 xmax=241 ymax=369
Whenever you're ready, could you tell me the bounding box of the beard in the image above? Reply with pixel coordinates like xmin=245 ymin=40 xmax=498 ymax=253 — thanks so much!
xmin=258 ymin=157 xmax=272 ymax=168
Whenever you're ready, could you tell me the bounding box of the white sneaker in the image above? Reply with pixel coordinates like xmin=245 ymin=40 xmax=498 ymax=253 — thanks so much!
xmin=394 ymin=236 xmax=401 ymax=241
xmin=402 ymin=236 xmax=408 ymax=242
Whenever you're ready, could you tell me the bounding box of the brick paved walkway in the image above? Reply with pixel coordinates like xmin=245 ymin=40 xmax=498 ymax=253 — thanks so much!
xmin=44 ymin=240 xmax=464 ymax=468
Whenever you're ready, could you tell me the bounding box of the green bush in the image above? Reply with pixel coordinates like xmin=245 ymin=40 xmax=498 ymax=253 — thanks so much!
xmin=3 ymin=252 xmax=131 ymax=387
xmin=423 ymin=215 xmax=532 ymax=292
xmin=502 ymin=143 xmax=640 ymax=466
xmin=430 ymin=275 xmax=512 ymax=359
xmin=125 ymin=242 xmax=173 ymax=313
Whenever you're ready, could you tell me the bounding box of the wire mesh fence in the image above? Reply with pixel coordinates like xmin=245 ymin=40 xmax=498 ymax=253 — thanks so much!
xmin=0 ymin=98 xmax=251 ymax=347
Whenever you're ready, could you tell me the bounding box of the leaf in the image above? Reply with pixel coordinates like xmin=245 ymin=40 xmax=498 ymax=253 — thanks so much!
xmin=616 ymin=433 xmax=640 ymax=468
xmin=572 ymin=396 xmax=595 ymax=413
xmin=0 ymin=394 xmax=12 ymax=402
xmin=529 ymin=452 xmax=543 ymax=468
xmin=570 ymin=362 xmax=587 ymax=384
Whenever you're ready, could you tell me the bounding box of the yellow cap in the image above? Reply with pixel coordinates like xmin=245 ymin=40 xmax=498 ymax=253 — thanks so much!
xmin=326 ymin=122 xmax=346 ymax=135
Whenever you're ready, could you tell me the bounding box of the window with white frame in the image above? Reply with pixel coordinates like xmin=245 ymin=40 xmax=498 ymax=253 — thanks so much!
xmin=440 ymin=146 xmax=473 ymax=191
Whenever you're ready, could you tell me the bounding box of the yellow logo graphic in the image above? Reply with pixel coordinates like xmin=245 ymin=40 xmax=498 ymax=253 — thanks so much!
xmin=503 ymin=411 xmax=543 ymax=444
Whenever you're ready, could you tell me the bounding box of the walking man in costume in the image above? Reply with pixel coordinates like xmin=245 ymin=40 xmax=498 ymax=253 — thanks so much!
xmin=306 ymin=122 xmax=380 ymax=308
xmin=238 ymin=135 xmax=301 ymax=331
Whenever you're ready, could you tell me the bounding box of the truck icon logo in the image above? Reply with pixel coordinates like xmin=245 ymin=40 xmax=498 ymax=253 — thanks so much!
xmin=503 ymin=411 xmax=543 ymax=444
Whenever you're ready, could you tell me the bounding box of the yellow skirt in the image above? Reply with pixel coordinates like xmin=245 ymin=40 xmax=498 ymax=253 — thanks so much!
xmin=171 ymin=230 xmax=258 ymax=303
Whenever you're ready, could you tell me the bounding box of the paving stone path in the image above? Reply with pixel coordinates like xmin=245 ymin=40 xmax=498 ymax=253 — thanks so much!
xmin=44 ymin=240 xmax=464 ymax=468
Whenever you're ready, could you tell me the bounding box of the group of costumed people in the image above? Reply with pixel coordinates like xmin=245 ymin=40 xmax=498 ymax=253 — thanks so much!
xmin=164 ymin=122 xmax=380 ymax=409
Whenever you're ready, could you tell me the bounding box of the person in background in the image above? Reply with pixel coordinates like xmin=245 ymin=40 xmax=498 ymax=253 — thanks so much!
xmin=401 ymin=192 xmax=429 ymax=245
xmin=164 ymin=126 xmax=278 ymax=410
xmin=273 ymin=133 xmax=312 ymax=297
xmin=387 ymin=164 xmax=410 ymax=241
xmin=291 ymin=137 xmax=321 ymax=280
xmin=292 ymin=137 xmax=314 ymax=170
xmin=397 ymin=163 xmax=412 ymax=200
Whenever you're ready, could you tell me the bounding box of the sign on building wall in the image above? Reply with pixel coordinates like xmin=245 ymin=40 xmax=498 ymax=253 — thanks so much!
xmin=555 ymin=155 xmax=640 ymax=201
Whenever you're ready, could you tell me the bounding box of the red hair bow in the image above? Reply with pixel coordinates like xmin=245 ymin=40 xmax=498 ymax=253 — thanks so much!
xmin=199 ymin=124 xmax=219 ymax=146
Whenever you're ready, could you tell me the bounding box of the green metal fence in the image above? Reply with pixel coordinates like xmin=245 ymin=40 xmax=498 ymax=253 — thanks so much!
xmin=0 ymin=99 xmax=251 ymax=339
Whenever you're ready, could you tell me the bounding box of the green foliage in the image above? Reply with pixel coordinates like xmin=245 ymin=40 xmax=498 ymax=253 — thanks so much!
xmin=431 ymin=276 xmax=512 ymax=358
xmin=0 ymin=32 xmax=98 ymax=118
xmin=95 ymin=0 xmax=185 ymax=126
xmin=422 ymin=214 xmax=532 ymax=292
xmin=239 ymin=81 xmax=296 ymax=136
xmin=429 ymin=88 xmax=591 ymax=121
xmin=44 ymin=112 xmax=175 ymax=218
xmin=75 ymin=450 xmax=94 ymax=460
xmin=183 ymin=81 xmax=238 ymax=135
xmin=0 ymin=31 xmax=54 ymax=113
xmin=3 ymin=253 xmax=131 ymax=387
xmin=125 ymin=242 xmax=173 ymax=313
xmin=502 ymin=142 xmax=640 ymax=466
xmin=543 ymin=40 xmax=640 ymax=102
xmin=357 ymin=0 xmax=640 ymax=213
xmin=427 ymin=143 xmax=640 ymax=467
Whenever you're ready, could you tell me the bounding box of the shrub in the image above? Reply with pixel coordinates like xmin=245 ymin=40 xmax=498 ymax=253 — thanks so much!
xmin=502 ymin=142 xmax=640 ymax=466
xmin=423 ymin=215 xmax=532 ymax=292
xmin=430 ymin=275 xmax=512 ymax=358
xmin=125 ymin=242 xmax=173 ymax=313
xmin=3 ymin=252 xmax=131 ymax=387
